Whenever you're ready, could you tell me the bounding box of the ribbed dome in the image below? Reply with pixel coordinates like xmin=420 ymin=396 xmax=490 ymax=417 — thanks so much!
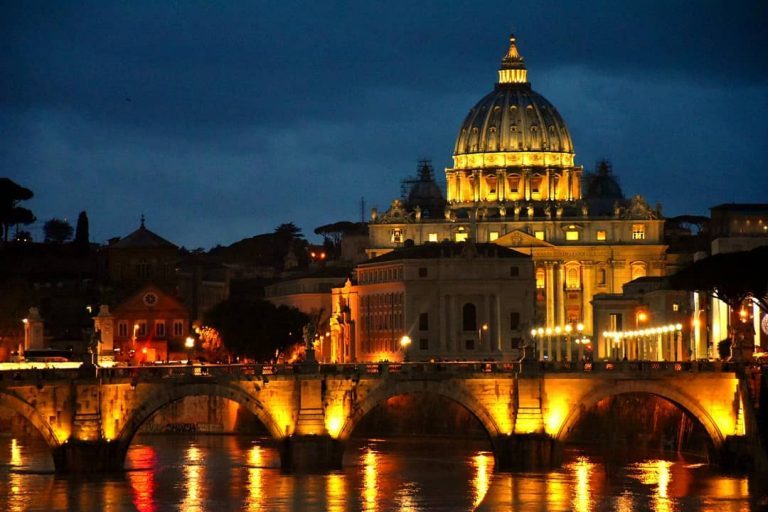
xmin=452 ymin=35 xmax=575 ymax=170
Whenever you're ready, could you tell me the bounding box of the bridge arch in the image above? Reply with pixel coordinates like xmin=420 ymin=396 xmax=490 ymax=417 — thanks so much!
xmin=116 ymin=382 xmax=283 ymax=447
xmin=556 ymin=380 xmax=726 ymax=449
xmin=0 ymin=390 xmax=62 ymax=448
xmin=337 ymin=379 xmax=504 ymax=442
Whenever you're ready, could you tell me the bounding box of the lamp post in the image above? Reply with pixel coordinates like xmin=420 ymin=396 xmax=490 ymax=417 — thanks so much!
xmin=478 ymin=323 xmax=489 ymax=354
xmin=400 ymin=335 xmax=412 ymax=362
xmin=185 ymin=336 xmax=195 ymax=364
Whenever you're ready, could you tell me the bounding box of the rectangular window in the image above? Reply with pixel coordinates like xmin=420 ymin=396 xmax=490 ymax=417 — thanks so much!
xmin=465 ymin=339 xmax=475 ymax=350
xmin=632 ymin=224 xmax=646 ymax=240
xmin=391 ymin=228 xmax=403 ymax=243
xmin=428 ymin=233 xmax=438 ymax=242
xmin=118 ymin=321 xmax=128 ymax=338
xmin=419 ymin=338 xmax=428 ymax=350
xmin=534 ymin=231 xmax=545 ymax=240
xmin=566 ymin=230 xmax=580 ymax=241
xmin=455 ymin=232 xmax=469 ymax=242
xmin=596 ymin=230 xmax=607 ymax=241
xmin=609 ymin=313 xmax=623 ymax=332
xmin=672 ymin=303 xmax=680 ymax=312
xmin=510 ymin=266 xmax=519 ymax=277
xmin=489 ymin=231 xmax=499 ymax=242
xmin=418 ymin=267 xmax=428 ymax=278
xmin=136 ymin=321 xmax=147 ymax=337
xmin=419 ymin=313 xmax=429 ymax=331
xmin=510 ymin=312 xmax=520 ymax=330
xmin=173 ymin=320 xmax=184 ymax=337
xmin=155 ymin=321 xmax=166 ymax=338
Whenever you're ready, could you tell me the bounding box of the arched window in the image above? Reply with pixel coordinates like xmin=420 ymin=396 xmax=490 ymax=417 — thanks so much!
xmin=565 ymin=262 xmax=581 ymax=290
xmin=462 ymin=303 xmax=477 ymax=331
xmin=631 ymin=261 xmax=647 ymax=281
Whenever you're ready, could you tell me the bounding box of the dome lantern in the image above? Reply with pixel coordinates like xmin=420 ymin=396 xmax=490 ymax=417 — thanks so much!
xmin=498 ymin=34 xmax=528 ymax=85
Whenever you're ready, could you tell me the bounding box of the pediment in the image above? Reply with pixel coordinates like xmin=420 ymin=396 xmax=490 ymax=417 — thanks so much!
xmin=494 ymin=230 xmax=554 ymax=248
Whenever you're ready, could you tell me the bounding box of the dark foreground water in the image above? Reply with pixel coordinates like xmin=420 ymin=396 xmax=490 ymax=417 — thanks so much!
xmin=0 ymin=435 xmax=765 ymax=511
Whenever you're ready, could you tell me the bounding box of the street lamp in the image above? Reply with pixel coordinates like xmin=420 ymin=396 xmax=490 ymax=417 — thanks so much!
xmin=478 ymin=323 xmax=489 ymax=346
xmin=185 ymin=336 xmax=195 ymax=364
xmin=400 ymin=335 xmax=412 ymax=362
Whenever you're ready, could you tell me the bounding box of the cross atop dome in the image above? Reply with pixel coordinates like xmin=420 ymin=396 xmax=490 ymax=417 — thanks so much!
xmin=498 ymin=34 xmax=528 ymax=85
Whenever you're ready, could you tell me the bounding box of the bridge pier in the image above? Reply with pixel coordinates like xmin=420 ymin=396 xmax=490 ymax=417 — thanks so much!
xmin=51 ymin=440 xmax=127 ymax=473
xmin=494 ymin=433 xmax=561 ymax=471
xmin=280 ymin=435 xmax=344 ymax=472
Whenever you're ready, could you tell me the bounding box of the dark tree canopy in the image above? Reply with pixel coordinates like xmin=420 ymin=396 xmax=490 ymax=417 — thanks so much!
xmin=0 ymin=178 xmax=35 ymax=242
xmin=43 ymin=218 xmax=74 ymax=243
xmin=274 ymin=222 xmax=304 ymax=239
xmin=314 ymin=221 xmax=367 ymax=258
xmin=669 ymin=246 xmax=768 ymax=313
xmin=203 ymin=297 xmax=308 ymax=361
xmin=74 ymin=211 xmax=89 ymax=245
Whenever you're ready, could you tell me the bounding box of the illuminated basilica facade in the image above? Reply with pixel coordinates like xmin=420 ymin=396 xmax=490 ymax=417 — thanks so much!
xmin=365 ymin=35 xmax=668 ymax=353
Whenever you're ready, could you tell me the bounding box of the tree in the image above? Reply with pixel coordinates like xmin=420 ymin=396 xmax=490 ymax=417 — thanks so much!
xmin=669 ymin=247 xmax=768 ymax=314
xmin=314 ymin=221 xmax=367 ymax=258
xmin=74 ymin=211 xmax=90 ymax=245
xmin=203 ymin=297 xmax=308 ymax=361
xmin=274 ymin=222 xmax=304 ymax=239
xmin=670 ymin=247 xmax=768 ymax=360
xmin=0 ymin=178 xmax=35 ymax=242
xmin=43 ymin=218 xmax=74 ymax=243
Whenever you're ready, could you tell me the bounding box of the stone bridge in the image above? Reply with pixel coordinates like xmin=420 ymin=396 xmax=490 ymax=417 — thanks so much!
xmin=0 ymin=360 xmax=761 ymax=473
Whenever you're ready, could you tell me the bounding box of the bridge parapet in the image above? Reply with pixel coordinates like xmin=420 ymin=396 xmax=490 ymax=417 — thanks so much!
xmin=0 ymin=361 xmax=762 ymax=473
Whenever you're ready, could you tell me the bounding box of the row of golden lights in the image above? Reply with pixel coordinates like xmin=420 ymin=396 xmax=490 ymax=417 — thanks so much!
xmin=603 ymin=324 xmax=683 ymax=340
xmin=530 ymin=323 xmax=585 ymax=337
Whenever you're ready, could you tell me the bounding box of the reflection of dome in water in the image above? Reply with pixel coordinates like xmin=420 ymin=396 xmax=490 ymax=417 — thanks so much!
xmin=452 ymin=34 xmax=575 ymax=171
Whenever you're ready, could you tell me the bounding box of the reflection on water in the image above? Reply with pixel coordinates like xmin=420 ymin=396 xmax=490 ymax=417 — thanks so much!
xmin=0 ymin=435 xmax=764 ymax=511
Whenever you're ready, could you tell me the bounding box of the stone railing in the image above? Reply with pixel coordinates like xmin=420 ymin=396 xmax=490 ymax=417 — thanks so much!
xmin=0 ymin=359 xmax=757 ymax=384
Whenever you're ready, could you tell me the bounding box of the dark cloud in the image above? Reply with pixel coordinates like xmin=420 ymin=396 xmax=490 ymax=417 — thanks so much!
xmin=2 ymin=1 xmax=766 ymax=248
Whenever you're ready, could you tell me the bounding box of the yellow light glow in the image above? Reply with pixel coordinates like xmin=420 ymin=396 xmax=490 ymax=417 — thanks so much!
xmin=181 ymin=445 xmax=203 ymax=512
xmin=571 ymin=456 xmax=593 ymax=512
xmin=326 ymin=472 xmax=345 ymax=512
xmin=325 ymin=403 xmax=346 ymax=438
xmin=545 ymin=401 xmax=568 ymax=435
xmin=246 ymin=446 xmax=263 ymax=511
xmin=472 ymin=452 xmax=492 ymax=508
xmin=363 ymin=448 xmax=378 ymax=511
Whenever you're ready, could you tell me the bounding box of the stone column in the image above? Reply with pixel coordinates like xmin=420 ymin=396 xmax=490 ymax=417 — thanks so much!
xmin=556 ymin=263 xmax=566 ymax=327
xmin=523 ymin=169 xmax=531 ymax=201
xmin=494 ymin=293 xmax=502 ymax=352
xmin=545 ymin=262 xmax=555 ymax=328
xmin=438 ymin=294 xmax=445 ymax=353
xmin=581 ymin=262 xmax=594 ymax=334
xmin=497 ymin=170 xmax=507 ymax=202
xmin=472 ymin=170 xmax=480 ymax=203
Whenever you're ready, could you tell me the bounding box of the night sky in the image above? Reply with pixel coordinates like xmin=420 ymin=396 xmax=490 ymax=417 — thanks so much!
xmin=3 ymin=1 xmax=767 ymax=249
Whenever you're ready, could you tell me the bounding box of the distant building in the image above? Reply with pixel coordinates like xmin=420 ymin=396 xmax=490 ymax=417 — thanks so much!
xmin=366 ymin=35 xmax=667 ymax=337
xmin=106 ymin=217 xmax=179 ymax=290
xmin=109 ymin=284 xmax=190 ymax=363
xmin=592 ymin=277 xmax=690 ymax=361
xmin=329 ymin=242 xmax=534 ymax=363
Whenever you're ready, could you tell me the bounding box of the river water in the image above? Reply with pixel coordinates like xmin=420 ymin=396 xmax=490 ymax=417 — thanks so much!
xmin=0 ymin=434 xmax=765 ymax=511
